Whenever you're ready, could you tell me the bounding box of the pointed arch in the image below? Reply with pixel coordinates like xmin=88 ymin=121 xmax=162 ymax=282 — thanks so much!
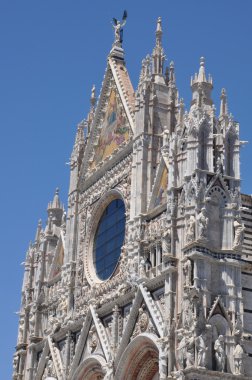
xmin=115 ymin=334 xmax=159 ymax=380
xmin=72 ymin=355 xmax=106 ymax=380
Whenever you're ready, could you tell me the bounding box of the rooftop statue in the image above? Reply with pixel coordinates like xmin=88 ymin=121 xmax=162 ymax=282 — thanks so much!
xmin=112 ymin=10 xmax=127 ymax=45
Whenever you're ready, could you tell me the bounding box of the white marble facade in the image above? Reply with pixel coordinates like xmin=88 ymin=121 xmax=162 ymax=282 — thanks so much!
xmin=13 ymin=17 xmax=252 ymax=380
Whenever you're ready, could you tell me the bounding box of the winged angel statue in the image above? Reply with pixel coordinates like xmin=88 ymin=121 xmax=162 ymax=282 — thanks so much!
xmin=112 ymin=10 xmax=127 ymax=45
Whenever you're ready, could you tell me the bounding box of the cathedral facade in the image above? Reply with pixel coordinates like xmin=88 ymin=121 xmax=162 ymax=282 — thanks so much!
xmin=13 ymin=17 xmax=252 ymax=380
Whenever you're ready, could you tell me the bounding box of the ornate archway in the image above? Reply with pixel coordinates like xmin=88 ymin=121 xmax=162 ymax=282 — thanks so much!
xmin=72 ymin=355 xmax=106 ymax=380
xmin=115 ymin=334 xmax=159 ymax=380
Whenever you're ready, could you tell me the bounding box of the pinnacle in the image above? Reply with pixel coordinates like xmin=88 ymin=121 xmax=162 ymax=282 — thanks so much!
xmin=198 ymin=56 xmax=206 ymax=82
xmin=191 ymin=56 xmax=213 ymax=88
xmin=48 ymin=188 xmax=63 ymax=211
xmin=156 ymin=17 xmax=162 ymax=33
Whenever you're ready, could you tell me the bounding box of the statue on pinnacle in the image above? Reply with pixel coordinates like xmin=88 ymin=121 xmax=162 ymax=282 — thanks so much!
xmin=112 ymin=10 xmax=127 ymax=46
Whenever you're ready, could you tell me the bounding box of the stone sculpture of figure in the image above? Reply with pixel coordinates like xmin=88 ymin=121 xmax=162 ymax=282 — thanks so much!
xmin=13 ymin=355 xmax=18 ymax=373
xmin=234 ymin=313 xmax=243 ymax=337
xmin=177 ymin=332 xmax=187 ymax=369
xmin=163 ymin=129 xmax=169 ymax=147
xmin=233 ymin=220 xmax=245 ymax=250
xmin=112 ymin=10 xmax=127 ymax=45
xmin=197 ymin=208 xmax=208 ymax=240
xmin=89 ymin=327 xmax=98 ymax=353
xmin=162 ymin=228 xmax=171 ymax=255
xmin=139 ymin=258 xmax=146 ymax=278
xmin=29 ymin=305 xmax=36 ymax=335
xmin=18 ymin=318 xmax=24 ymax=344
xmin=214 ymin=335 xmax=225 ymax=372
xmin=195 ymin=334 xmax=207 ymax=368
xmin=183 ymin=258 xmax=192 ymax=287
xmin=185 ymin=333 xmax=195 ymax=368
xmin=233 ymin=343 xmax=244 ymax=375
xmin=186 ymin=216 xmax=195 ymax=243
xmin=216 ymin=156 xmax=223 ymax=174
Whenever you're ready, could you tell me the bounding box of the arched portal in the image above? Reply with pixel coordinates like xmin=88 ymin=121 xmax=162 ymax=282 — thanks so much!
xmin=72 ymin=355 xmax=106 ymax=380
xmin=115 ymin=334 xmax=160 ymax=380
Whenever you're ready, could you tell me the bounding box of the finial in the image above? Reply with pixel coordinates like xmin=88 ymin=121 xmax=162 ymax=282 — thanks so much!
xmin=152 ymin=17 xmax=165 ymax=81
xmin=112 ymin=10 xmax=127 ymax=47
xmin=198 ymin=57 xmax=206 ymax=82
xmin=155 ymin=17 xmax=162 ymax=48
xmin=48 ymin=187 xmax=63 ymax=211
xmin=90 ymin=85 xmax=96 ymax=108
xmin=220 ymin=88 xmax=228 ymax=117
xmin=169 ymin=61 xmax=175 ymax=83
xmin=156 ymin=17 xmax=162 ymax=34
xmin=35 ymin=219 xmax=42 ymax=243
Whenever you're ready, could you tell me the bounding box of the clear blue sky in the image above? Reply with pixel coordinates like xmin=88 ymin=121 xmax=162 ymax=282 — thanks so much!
xmin=0 ymin=0 xmax=252 ymax=378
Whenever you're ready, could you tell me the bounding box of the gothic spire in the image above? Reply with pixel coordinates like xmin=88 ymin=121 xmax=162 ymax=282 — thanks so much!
xmin=47 ymin=188 xmax=64 ymax=226
xmin=34 ymin=219 xmax=42 ymax=243
xmin=152 ymin=17 xmax=165 ymax=83
xmin=190 ymin=57 xmax=213 ymax=108
xmin=87 ymin=85 xmax=96 ymax=132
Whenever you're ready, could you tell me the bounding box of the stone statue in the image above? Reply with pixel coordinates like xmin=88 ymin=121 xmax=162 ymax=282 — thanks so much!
xmin=183 ymin=258 xmax=192 ymax=287
xmin=89 ymin=326 xmax=98 ymax=353
xmin=177 ymin=332 xmax=186 ymax=369
xmin=162 ymin=228 xmax=171 ymax=255
xmin=12 ymin=355 xmax=18 ymax=373
xmin=163 ymin=129 xmax=169 ymax=147
xmin=214 ymin=335 xmax=225 ymax=372
xmin=233 ymin=220 xmax=245 ymax=250
xmin=185 ymin=333 xmax=195 ymax=368
xmin=197 ymin=208 xmax=208 ymax=240
xmin=234 ymin=313 xmax=243 ymax=337
xmin=195 ymin=334 xmax=207 ymax=368
xmin=186 ymin=215 xmax=195 ymax=243
xmin=233 ymin=343 xmax=244 ymax=375
xmin=216 ymin=156 xmax=223 ymax=173
xmin=112 ymin=10 xmax=127 ymax=45
xmin=139 ymin=258 xmax=146 ymax=277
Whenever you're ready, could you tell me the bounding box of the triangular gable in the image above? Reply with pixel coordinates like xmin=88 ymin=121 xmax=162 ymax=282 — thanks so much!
xmin=91 ymin=86 xmax=130 ymax=168
xmin=35 ymin=340 xmax=50 ymax=380
xmin=148 ymin=159 xmax=168 ymax=210
xmin=81 ymin=57 xmax=135 ymax=175
xmin=207 ymin=296 xmax=231 ymax=325
xmin=206 ymin=173 xmax=230 ymax=199
xmin=115 ymin=285 xmax=164 ymax=367
xmin=48 ymin=234 xmax=65 ymax=280
xmin=69 ymin=306 xmax=110 ymax=378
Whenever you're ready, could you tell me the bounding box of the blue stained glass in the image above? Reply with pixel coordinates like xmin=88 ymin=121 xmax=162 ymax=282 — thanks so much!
xmin=93 ymin=199 xmax=126 ymax=280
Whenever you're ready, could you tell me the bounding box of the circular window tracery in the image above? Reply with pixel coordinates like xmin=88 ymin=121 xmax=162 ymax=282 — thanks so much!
xmin=93 ymin=198 xmax=126 ymax=280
